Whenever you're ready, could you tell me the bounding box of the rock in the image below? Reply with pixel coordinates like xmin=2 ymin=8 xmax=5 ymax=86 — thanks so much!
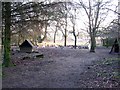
xmin=32 ymin=51 xmax=39 ymax=53
xmin=22 ymin=56 xmax=30 ymax=60
xmin=88 ymin=67 xmax=90 ymax=69
xmin=35 ymin=54 xmax=44 ymax=58
xmin=12 ymin=53 xmax=15 ymax=55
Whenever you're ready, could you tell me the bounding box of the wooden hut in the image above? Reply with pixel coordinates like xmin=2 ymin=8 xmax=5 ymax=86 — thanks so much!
xmin=19 ymin=40 xmax=34 ymax=53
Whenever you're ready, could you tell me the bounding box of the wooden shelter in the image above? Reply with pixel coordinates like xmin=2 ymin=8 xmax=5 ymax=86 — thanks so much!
xmin=19 ymin=40 xmax=34 ymax=53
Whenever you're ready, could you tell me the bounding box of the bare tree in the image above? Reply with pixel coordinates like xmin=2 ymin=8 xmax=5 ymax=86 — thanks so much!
xmin=58 ymin=1 xmax=74 ymax=46
xmin=70 ymin=9 xmax=79 ymax=49
xmin=64 ymin=1 xmax=68 ymax=46
xmin=53 ymin=21 xmax=59 ymax=43
xmin=78 ymin=0 xmax=111 ymax=52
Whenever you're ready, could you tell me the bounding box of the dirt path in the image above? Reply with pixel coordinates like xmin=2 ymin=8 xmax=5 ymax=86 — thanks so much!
xmin=2 ymin=47 xmax=117 ymax=88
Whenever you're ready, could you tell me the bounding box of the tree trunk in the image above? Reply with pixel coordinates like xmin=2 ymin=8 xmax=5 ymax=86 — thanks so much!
xmin=64 ymin=2 xmax=67 ymax=47
xmin=90 ymin=34 xmax=96 ymax=52
xmin=74 ymin=36 xmax=77 ymax=49
xmin=53 ymin=29 xmax=57 ymax=43
xmin=3 ymin=2 xmax=11 ymax=67
xmin=73 ymin=26 xmax=77 ymax=49
xmin=64 ymin=17 xmax=67 ymax=46
xmin=64 ymin=22 xmax=67 ymax=46
xmin=54 ymin=22 xmax=59 ymax=43
xmin=0 ymin=2 xmax=3 ymax=63
xmin=73 ymin=30 xmax=77 ymax=49
xmin=64 ymin=35 xmax=67 ymax=46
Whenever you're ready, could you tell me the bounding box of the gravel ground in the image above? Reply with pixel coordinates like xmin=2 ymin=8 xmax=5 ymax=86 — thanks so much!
xmin=2 ymin=47 xmax=120 ymax=88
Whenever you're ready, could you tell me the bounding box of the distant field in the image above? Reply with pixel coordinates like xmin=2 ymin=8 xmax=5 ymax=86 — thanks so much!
xmin=37 ymin=40 xmax=90 ymax=47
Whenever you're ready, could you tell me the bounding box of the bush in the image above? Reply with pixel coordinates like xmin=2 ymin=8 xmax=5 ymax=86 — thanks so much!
xmin=102 ymin=38 xmax=115 ymax=47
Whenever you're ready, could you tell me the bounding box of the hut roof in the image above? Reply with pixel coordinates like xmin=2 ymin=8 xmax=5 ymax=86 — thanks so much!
xmin=19 ymin=40 xmax=34 ymax=47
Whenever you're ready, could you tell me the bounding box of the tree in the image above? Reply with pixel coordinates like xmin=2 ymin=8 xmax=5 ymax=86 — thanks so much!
xmin=2 ymin=2 xmax=12 ymax=67
xmin=2 ymin=1 xmax=70 ymax=66
xmin=70 ymin=9 xmax=79 ymax=49
xmin=53 ymin=21 xmax=59 ymax=43
xmin=64 ymin=1 xmax=68 ymax=46
xmin=100 ymin=19 xmax=119 ymax=47
xmin=10 ymin=2 xmax=68 ymax=45
xmin=78 ymin=0 xmax=111 ymax=52
xmin=55 ymin=1 xmax=73 ymax=46
xmin=11 ymin=2 xmax=49 ymax=44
